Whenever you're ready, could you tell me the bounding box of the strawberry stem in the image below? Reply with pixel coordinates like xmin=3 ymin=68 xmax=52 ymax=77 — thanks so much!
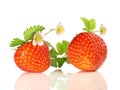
xmin=44 ymin=22 xmax=64 ymax=36
xmin=94 ymin=30 xmax=100 ymax=32
xmin=44 ymin=29 xmax=56 ymax=36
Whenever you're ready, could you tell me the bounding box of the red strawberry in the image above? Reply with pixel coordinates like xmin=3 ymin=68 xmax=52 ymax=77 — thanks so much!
xmin=67 ymin=17 xmax=107 ymax=71
xmin=10 ymin=25 xmax=50 ymax=72
xmin=14 ymin=41 xmax=50 ymax=72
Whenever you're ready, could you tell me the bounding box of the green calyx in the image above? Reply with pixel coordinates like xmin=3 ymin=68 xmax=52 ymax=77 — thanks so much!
xmin=81 ymin=17 xmax=96 ymax=32
xmin=10 ymin=25 xmax=45 ymax=48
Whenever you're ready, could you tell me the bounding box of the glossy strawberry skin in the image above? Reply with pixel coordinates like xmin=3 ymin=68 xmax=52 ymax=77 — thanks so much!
xmin=67 ymin=32 xmax=107 ymax=71
xmin=14 ymin=41 xmax=50 ymax=73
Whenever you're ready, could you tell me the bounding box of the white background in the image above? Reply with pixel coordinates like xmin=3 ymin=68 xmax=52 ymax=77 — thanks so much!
xmin=0 ymin=0 xmax=120 ymax=90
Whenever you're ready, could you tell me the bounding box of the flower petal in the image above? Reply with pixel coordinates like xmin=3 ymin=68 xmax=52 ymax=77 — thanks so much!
xmin=32 ymin=40 xmax=37 ymax=46
xmin=38 ymin=41 xmax=44 ymax=46
xmin=32 ymin=31 xmax=44 ymax=46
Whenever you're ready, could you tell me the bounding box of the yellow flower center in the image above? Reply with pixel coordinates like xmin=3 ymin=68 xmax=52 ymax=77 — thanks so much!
xmin=32 ymin=32 xmax=44 ymax=46
xmin=35 ymin=34 xmax=42 ymax=43
xmin=100 ymin=24 xmax=107 ymax=35
xmin=56 ymin=22 xmax=64 ymax=34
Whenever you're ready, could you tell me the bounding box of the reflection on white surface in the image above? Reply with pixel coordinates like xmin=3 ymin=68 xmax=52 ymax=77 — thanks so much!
xmin=68 ymin=71 xmax=107 ymax=90
xmin=15 ymin=70 xmax=107 ymax=90
xmin=15 ymin=73 xmax=50 ymax=90
xmin=49 ymin=70 xmax=107 ymax=90
xmin=49 ymin=69 xmax=73 ymax=90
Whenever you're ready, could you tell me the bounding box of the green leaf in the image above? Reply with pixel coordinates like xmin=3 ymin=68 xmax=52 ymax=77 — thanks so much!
xmin=56 ymin=40 xmax=69 ymax=55
xmin=56 ymin=42 xmax=64 ymax=55
xmin=10 ymin=38 xmax=25 ymax=47
xmin=81 ymin=17 xmax=96 ymax=32
xmin=50 ymin=48 xmax=58 ymax=58
xmin=57 ymin=58 xmax=66 ymax=68
xmin=24 ymin=25 xmax=45 ymax=42
xmin=49 ymin=40 xmax=70 ymax=68
xmin=81 ymin=17 xmax=89 ymax=30
xmin=61 ymin=40 xmax=69 ymax=53
xmin=50 ymin=59 xmax=58 ymax=68
xmin=89 ymin=19 xmax=96 ymax=31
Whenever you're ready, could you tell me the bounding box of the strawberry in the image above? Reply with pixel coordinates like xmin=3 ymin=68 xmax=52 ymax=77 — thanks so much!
xmin=67 ymin=17 xmax=107 ymax=71
xmin=14 ymin=41 xmax=50 ymax=72
xmin=10 ymin=25 xmax=50 ymax=72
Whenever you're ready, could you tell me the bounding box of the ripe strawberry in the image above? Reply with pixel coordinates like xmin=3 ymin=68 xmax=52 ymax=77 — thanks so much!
xmin=67 ymin=17 xmax=107 ymax=71
xmin=10 ymin=25 xmax=50 ymax=72
xmin=14 ymin=41 xmax=50 ymax=72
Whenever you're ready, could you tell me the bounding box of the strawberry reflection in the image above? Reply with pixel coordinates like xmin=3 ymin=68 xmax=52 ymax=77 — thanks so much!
xmin=68 ymin=71 xmax=107 ymax=90
xmin=15 ymin=73 xmax=50 ymax=90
